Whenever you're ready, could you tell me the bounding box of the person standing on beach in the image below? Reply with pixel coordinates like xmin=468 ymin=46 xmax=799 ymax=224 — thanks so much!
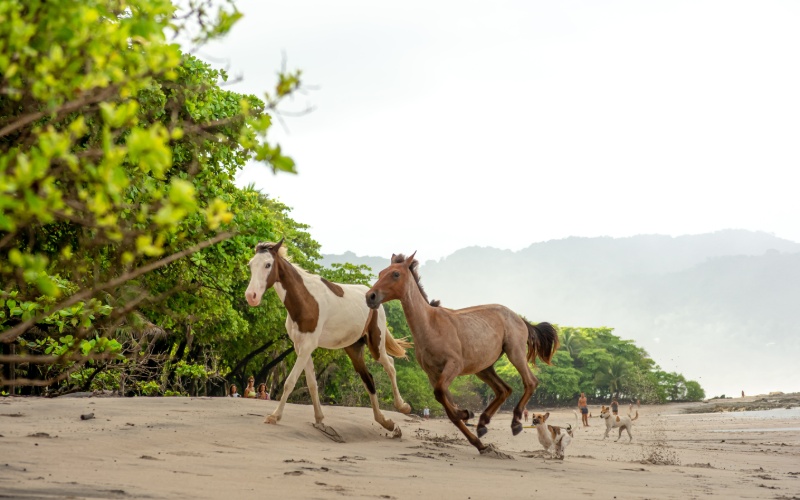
xmin=243 ymin=376 xmax=257 ymax=398
xmin=611 ymin=398 xmax=619 ymax=416
xmin=423 ymin=407 xmax=430 ymax=419
xmin=229 ymin=385 xmax=240 ymax=397
xmin=578 ymin=392 xmax=589 ymax=427
xmin=257 ymin=383 xmax=270 ymax=400
xmin=523 ymin=408 xmax=529 ymax=422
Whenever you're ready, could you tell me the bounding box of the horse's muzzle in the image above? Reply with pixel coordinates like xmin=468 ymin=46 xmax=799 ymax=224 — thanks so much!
xmin=365 ymin=291 xmax=383 ymax=309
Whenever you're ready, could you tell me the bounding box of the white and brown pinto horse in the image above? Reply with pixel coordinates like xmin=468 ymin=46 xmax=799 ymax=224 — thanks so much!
xmin=366 ymin=253 xmax=559 ymax=456
xmin=245 ymin=239 xmax=411 ymax=437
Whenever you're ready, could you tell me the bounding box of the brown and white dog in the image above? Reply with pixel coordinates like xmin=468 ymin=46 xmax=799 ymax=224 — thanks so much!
xmin=600 ymin=405 xmax=638 ymax=442
xmin=531 ymin=412 xmax=576 ymax=459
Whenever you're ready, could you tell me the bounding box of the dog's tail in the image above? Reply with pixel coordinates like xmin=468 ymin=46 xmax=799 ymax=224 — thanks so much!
xmin=566 ymin=410 xmax=579 ymax=435
xmin=629 ymin=410 xmax=639 ymax=422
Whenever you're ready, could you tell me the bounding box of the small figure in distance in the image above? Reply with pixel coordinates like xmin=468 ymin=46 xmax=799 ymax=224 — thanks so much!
xmin=229 ymin=384 xmax=240 ymax=398
xmin=523 ymin=408 xmax=529 ymax=423
xmin=243 ymin=376 xmax=257 ymax=398
xmin=257 ymin=383 xmax=270 ymax=401
xmin=578 ymin=392 xmax=589 ymax=427
xmin=423 ymin=406 xmax=430 ymax=420
xmin=611 ymin=397 xmax=619 ymax=416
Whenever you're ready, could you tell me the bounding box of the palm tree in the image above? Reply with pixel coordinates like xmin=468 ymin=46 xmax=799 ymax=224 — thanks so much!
xmin=559 ymin=328 xmax=585 ymax=360
xmin=594 ymin=358 xmax=631 ymax=399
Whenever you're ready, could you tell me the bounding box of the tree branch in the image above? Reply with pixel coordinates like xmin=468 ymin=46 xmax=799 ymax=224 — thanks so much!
xmin=0 ymin=231 xmax=235 ymax=343
xmin=0 ymin=86 xmax=118 ymax=139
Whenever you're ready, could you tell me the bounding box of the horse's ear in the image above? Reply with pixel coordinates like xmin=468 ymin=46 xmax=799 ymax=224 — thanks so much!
xmin=391 ymin=253 xmax=397 ymax=263
xmin=405 ymin=251 xmax=417 ymax=266
xmin=272 ymin=237 xmax=285 ymax=253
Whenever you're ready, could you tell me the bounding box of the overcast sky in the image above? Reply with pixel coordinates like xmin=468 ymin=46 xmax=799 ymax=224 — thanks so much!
xmin=204 ymin=0 xmax=800 ymax=261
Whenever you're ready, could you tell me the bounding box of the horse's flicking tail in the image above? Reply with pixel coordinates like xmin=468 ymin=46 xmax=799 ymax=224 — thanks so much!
xmin=364 ymin=308 xmax=412 ymax=359
xmin=385 ymin=333 xmax=412 ymax=359
xmin=525 ymin=321 xmax=559 ymax=365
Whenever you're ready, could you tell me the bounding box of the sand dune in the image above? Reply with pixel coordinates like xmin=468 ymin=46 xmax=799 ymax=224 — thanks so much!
xmin=1 ymin=396 xmax=798 ymax=499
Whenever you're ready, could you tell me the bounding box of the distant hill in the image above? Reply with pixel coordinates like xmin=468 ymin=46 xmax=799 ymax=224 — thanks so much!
xmin=322 ymin=230 xmax=800 ymax=398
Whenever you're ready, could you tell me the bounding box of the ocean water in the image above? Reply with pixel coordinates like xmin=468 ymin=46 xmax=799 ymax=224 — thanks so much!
xmin=709 ymin=427 xmax=800 ymax=433
xmin=665 ymin=406 xmax=800 ymax=433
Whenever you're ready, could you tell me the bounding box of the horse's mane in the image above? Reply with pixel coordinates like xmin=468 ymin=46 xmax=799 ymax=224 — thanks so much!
xmin=392 ymin=254 xmax=440 ymax=307
xmin=255 ymin=241 xmax=290 ymax=261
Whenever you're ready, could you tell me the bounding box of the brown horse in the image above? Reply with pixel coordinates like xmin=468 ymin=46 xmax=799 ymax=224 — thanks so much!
xmin=366 ymin=253 xmax=559 ymax=455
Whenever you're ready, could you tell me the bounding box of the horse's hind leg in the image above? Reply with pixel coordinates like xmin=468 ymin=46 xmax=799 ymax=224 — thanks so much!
xmin=372 ymin=316 xmax=411 ymax=414
xmin=474 ymin=366 xmax=512 ymax=438
xmin=344 ymin=340 xmax=399 ymax=435
xmin=504 ymin=342 xmax=539 ymax=436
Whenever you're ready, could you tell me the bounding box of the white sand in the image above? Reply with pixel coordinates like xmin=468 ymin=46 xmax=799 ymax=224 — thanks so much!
xmin=1 ymin=397 xmax=798 ymax=499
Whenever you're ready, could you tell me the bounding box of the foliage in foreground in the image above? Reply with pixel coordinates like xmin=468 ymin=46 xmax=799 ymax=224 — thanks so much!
xmin=0 ymin=0 xmax=303 ymax=393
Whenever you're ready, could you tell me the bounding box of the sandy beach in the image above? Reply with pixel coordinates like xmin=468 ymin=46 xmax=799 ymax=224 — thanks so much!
xmin=1 ymin=395 xmax=798 ymax=499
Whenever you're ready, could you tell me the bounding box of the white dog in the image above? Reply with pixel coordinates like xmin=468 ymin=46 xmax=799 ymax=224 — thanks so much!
xmin=600 ymin=405 xmax=638 ymax=442
xmin=531 ymin=412 xmax=577 ymax=459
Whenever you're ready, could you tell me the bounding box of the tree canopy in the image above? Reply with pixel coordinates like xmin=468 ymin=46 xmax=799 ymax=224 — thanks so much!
xmin=0 ymin=0 xmax=300 ymax=393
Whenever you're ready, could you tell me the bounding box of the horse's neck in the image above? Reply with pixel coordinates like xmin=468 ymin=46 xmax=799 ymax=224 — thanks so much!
xmin=275 ymin=258 xmax=320 ymax=332
xmin=276 ymin=259 xmax=312 ymax=297
xmin=398 ymin=282 xmax=434 ymax=335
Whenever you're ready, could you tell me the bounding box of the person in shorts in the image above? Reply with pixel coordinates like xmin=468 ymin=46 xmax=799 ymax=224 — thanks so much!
xmin=578 ymin=392 xmax=589 ymax=427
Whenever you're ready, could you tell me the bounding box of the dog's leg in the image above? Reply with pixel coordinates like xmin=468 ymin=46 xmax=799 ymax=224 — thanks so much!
xmin=616 ymin=425 xmax=624 ymax=442
xmin=626 ymin=424 xmax=633 ymax=442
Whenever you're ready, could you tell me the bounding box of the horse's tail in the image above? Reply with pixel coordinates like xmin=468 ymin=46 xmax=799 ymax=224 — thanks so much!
xmin=364 ymin=308 xmax=412 ymax=359
xmin=525 ymin=321 xmax=559 ymax=365
xmin=630 ymin=410 xmax=639 ymax=422
xmin=385 ymin=333 xmax=412 ymax=359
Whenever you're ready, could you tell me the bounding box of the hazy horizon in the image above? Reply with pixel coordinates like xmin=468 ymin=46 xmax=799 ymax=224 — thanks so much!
xmin=200 ymin=1 xmax=800 ymax=261
xmin=321 ymin=230 xmax=800 ymax=399
xmin=325 ymin=228 xmax=800 ymax=262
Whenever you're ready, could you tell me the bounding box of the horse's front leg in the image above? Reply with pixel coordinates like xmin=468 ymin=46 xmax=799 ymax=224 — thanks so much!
xmin=303 ymin=355 xmax=324 ymax=424
xmin=432 ymin=363 xmax=487 ymax=453
xmin=265 ymin=335 xmax=317 ymax=424
xmin=474 ymin=366 xmax=512 ymax=438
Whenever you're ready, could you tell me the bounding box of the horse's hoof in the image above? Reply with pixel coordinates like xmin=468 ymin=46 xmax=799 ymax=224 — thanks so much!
xmin=479 ymin=444 xmax=515 ymax=460
xmin=265 ymin=415 xmax=279 ymax=424
xmin=313 ymin=422 xmax=345 ymax=443
xmin=511 ymin=421 xmax=523 ymax=436
xmin=391 ymin=425 xmax=402 ymax=439
xmin=477 ymin=426 xmax=488 ymax=438
xmin=398 ymin=403 xmax=412 ymax=414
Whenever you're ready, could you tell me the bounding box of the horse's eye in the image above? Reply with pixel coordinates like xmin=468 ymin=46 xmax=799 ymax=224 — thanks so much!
xmin=266 ymin=263 xmax=272 ymax=269
xmin=393 ymin=271 xmax=400 ymax=279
